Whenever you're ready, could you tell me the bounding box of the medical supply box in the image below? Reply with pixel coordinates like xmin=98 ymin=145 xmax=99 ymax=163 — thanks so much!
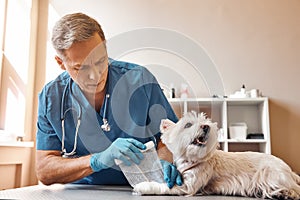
xmin=229 ymin=122 xmax=248 ymax=140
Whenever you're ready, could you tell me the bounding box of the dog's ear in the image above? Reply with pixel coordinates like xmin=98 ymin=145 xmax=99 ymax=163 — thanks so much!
xmin=160 ymin=119 xmax=175 ymax=133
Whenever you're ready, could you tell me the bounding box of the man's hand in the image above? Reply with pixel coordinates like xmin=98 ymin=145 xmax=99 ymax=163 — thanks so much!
xmin=160 ymin=159 xmax=182 ymax=188
xmin=90 ymin=138 xmax=146 ymax=172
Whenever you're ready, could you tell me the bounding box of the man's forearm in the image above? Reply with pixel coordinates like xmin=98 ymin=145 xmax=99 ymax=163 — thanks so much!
xmin=36 ymin=150 xmax=93 ymax=185
xmin=157 ymin=140 xmax=173 ymax=163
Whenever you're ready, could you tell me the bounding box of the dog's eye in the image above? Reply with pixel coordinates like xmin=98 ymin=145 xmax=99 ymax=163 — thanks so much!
xmin=184 ymin=122 xmax=193 ymax=129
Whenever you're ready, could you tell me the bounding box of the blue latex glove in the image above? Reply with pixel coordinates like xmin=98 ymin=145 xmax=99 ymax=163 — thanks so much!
xmin=90 ymin=138 xmax=146 ymax=172
xmin=160 ymin=159 xmax=183 ymax=188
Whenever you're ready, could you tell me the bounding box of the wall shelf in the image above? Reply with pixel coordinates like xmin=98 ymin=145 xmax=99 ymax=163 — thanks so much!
xmin=168 ymin=97 xmax=271 ymax=154
xmin=0 ymin=141 xmax=34 ymax=148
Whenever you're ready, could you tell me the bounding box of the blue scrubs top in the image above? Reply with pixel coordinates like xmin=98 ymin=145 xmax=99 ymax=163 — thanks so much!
xmin=36 ymin=58 xmax=178 ymax=185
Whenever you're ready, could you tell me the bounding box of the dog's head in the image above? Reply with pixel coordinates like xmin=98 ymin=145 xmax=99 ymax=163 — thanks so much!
xmin=160 ymin=112 xmax=219 ymax=161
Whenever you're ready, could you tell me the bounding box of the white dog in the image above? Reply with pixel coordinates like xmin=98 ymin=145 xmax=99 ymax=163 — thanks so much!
xmin=134 ymin=112 xmax=300 ymax=199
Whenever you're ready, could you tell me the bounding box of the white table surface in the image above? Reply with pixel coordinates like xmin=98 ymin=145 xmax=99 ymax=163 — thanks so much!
xmin=0 ymin=184 xmax=257 ymax=200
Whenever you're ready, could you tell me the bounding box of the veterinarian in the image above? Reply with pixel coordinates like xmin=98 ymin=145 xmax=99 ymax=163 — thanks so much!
xmin=35 ymin=12 xmax=182 ymax=189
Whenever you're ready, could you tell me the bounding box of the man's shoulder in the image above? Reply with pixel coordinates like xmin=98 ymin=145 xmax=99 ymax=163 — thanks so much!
xmin=109 ymin=58 xmax=156 ymax=83
xmin=40 ymin=72 xmax=70 ymax=95
xmin=109 ymin=58 xmax=146 ymax=72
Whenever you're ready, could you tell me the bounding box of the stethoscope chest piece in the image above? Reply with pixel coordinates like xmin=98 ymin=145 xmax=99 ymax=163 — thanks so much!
xmin=101 ymin=94 xmax=111 ymax=132
xmin=101 ymin=118 xmax=111 ymax=132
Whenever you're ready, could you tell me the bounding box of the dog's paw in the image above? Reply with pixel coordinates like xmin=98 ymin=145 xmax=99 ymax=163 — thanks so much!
xmin=133 ymin=181 xmax=169 ymax=195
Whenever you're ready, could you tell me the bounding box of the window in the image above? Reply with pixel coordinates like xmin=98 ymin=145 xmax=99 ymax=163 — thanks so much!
xmin=0 ymin=0 xmax=33 ymax=140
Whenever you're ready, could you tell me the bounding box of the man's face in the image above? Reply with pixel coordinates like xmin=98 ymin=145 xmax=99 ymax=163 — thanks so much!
xmin=57 ymin=33 xmax=109 ymax=96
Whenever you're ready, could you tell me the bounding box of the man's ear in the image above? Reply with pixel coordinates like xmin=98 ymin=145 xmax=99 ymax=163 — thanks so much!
xmin=55 ymin=56 xmax=66 ymax=70
xmin=160 ymin=119 xmax=175 ymax=133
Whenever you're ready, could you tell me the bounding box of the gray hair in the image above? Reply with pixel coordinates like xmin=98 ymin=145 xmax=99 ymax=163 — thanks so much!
xmin=51 ymin=12 xmax=106 ymax=58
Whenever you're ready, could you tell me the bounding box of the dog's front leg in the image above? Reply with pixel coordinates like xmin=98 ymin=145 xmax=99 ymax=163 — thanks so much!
xmin=177 ymin=163 xmax=214 ymax=196
xmin=133 ymin=181 xmax=186 ymax=195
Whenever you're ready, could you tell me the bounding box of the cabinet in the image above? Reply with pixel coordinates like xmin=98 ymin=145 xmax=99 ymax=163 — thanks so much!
xmin=0 ymin=141 xmax=34 ymax=189
xmin=168 ymin=97 xmax=271 ymax=154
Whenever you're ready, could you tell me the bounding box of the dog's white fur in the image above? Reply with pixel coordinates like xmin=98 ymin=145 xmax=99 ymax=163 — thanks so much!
xmin=134 ymin=112 xmax=300 ymax=199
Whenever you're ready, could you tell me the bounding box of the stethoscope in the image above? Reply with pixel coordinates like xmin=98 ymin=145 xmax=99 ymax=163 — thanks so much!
xmin=60 ymin=79 xmax=111 ymax=158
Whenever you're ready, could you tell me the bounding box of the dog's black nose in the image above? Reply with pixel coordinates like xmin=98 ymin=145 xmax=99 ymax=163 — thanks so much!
xmin=201 ymin=125 xmax=210 ymax=134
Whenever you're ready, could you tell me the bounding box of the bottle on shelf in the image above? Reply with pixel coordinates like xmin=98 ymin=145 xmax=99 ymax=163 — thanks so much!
xmin=169 ymin=83 xmax=175 ymax=98
xmin=241 ymin=84 xmax=246 ymax=95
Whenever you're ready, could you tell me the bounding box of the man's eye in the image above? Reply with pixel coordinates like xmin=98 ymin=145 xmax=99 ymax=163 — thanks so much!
xmin=95 ymin=57 xmax=106 ymax=66
xmin=184 ymin=122 xmax=193 ymax=129
xmin=77 ymin=65 xmax=89 ymax=71
xmin=73 ymin=67 xmax=81 ymax=72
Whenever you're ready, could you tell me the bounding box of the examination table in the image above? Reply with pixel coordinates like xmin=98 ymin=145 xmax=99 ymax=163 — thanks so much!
xmin=0 ymin=184 xmax=258 ymax=199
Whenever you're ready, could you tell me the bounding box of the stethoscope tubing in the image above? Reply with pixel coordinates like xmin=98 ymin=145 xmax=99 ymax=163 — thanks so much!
xmin=60 ymin=79 xmax=82 ymax=157
xmin=60 ymin=79 xmax=110 ymax=157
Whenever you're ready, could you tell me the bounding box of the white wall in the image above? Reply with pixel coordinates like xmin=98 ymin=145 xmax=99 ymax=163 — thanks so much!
xmin=47 ymin=0 xmax=300 ymax=172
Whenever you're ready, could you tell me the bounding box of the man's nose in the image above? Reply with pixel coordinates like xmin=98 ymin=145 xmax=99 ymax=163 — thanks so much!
xmin=88 ymin=66 xmax=100 ymax=80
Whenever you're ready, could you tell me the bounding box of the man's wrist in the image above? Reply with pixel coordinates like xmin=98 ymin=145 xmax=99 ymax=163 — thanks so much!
xmin=90 ymin=153 xmax=104 ymax=172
